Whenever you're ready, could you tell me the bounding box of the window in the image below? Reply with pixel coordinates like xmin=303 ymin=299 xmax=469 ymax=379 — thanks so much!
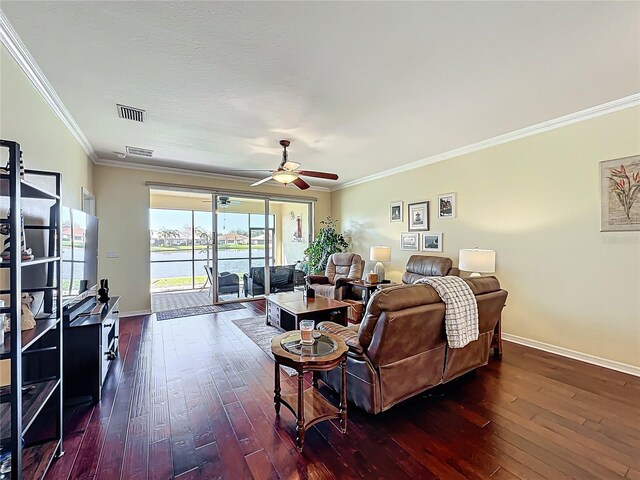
xmin=150 ymin=208 xmax=274 ymax=292
xmin=150 ymin=208 xmax=208 ymax=292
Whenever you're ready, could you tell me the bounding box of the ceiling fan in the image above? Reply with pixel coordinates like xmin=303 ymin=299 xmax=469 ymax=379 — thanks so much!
xmin=202 ymin=196 xmax=242 ymax=209
xmin=217 ymin=196 xmax=241 ymax=209
xmin=235 ymin=140 xmax=338 ymax=190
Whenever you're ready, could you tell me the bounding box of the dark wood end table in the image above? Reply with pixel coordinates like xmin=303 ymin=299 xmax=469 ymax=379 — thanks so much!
xmin=271 ymin=331 xmax=348 ymax=451
xmin=346 ymin=280 xmax=397 ymax=306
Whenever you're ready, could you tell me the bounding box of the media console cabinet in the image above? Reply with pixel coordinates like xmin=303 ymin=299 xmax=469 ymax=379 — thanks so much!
xmin=63 ymin=296 xmax=120 ymax=404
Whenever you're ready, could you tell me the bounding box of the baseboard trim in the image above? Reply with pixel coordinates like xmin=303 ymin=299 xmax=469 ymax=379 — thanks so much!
xmin=120 ymin=310 xmax=152 ymax=318
xmin=502 ymin=333 xmax=640 ymax=377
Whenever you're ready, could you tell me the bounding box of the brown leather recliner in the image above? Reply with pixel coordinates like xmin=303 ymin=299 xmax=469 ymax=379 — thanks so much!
xmin=317 ymin=276 xmax=507 ymax=414
xmin=307 ymin=252 xmax=364 ymax=300
xmin=402 ymin=255 xmax=460 ymax=283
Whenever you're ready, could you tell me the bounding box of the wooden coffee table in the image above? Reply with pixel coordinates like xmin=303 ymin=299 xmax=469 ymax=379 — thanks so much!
xmin=265 ymin=292 xmax=349 ymax=330
xmin=271 ymin=330 xmax=348 ymax=451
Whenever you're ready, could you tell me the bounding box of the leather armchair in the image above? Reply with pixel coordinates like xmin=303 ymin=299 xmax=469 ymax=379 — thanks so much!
xmin=307 ymin=252 xmax=364 ymax=300
xmin=401 ymin=255 xmax=460 ymax=284
xmin=317 ymin=276 xmax=507 ymax=414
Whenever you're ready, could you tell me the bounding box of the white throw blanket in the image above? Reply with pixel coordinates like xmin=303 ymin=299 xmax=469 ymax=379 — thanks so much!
xmin=414 ymin=276 xmax=478 ymax=348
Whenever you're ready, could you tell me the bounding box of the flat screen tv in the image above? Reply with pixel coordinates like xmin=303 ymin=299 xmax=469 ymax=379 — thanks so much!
xmin=61 ymin=207 xmax=98 ymax=306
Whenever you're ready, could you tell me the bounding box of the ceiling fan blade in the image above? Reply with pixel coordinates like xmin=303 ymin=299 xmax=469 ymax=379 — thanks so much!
xmin=297 ymin=170 xmax=339 ymax=180
xmin=228 ymin=169 xmax=274 ymax=173
xmin=292 ymin=177 xmax=310 ymax=190
xmin=250 ymin=176 xmax=273 ymax=187
xmin=282 ymin=161 xmax=301 ymax=171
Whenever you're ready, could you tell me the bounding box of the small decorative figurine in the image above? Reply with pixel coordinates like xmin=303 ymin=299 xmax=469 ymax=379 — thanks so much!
xmin=20 ymin=294 xmax=36 ymax=330
xmin=4 ymin=293 xmax=36 ymax=332
xmin=303 ymin=279 xmax=315 ymax=299
xmin=97 ymin=278 xmax=110 ymax=304
xmin=0 ymin=210 xmax=34 ymax=261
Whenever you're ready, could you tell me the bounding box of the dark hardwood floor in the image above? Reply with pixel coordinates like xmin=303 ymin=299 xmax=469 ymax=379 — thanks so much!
xmin=47 ymin=300 xmax=640 ymax=479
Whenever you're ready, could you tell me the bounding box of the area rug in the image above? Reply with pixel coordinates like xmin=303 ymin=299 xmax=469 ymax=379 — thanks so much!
xmin=232 ymin=316 xmax=296 ymax=376
xmin=155 ymin=303 xmax=245 ymax=321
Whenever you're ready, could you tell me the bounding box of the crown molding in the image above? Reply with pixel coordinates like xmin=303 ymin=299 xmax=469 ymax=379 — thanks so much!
xmin=0 ymin=11 xmax=98 ymax=162
xmin=333 ymin=93 xmax=640 ymax=191
xmin=3 ymin=7 xmax=637 ymax=190
xmin=503 ymin=333 xmax=640 ymax=377
xmin=94 ymin=157 xmax=332 ymax=192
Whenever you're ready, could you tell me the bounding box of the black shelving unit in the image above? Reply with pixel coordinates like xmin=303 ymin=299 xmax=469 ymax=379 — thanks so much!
xmin=0 ymin=140 xmax=63 ymax=480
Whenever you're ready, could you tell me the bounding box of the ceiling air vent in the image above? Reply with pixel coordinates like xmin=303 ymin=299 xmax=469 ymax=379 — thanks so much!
xmin=117 ymin=104 xmax=146 ymax=122
xmin=125 ymin=146 xmax=154 ymax=157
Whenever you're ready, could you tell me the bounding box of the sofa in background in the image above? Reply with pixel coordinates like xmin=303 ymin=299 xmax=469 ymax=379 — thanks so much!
xmin=243 ymin=264 xmax=305 ymax=297
xmin=307 ymin=252 xmax=365 ymax=300
xmin=317 ymin=276 xmax=507 ymax=414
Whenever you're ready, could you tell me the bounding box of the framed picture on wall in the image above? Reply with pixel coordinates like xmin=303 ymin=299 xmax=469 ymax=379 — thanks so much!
xmin=389 ymin=201 xmax=403 ymax=222
xmin=437 ymin=193 xmax=456 ymax=219
xmin=408 ymin=201 xmax=429 ymax=231
xmin=600 ymin=155 xmax=640 ymax=231
xmin=422 ymin=233 xmax=443 ymax=252
xmin=400 ymin=232 xmax=420 ymax=251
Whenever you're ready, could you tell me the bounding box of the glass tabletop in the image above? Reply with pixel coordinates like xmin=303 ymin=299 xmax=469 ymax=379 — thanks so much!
xmin=280 ymin=331 xmax=338 ymax=357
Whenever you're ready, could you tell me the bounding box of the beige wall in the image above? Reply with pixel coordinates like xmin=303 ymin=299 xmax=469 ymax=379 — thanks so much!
xmin=331 ymin=107 xmax=640 ymax=367
xmin=279 ymin=201 xmax=309 ymax=265
xmin=0 ymin=46 xmax=93 ymax=209
xmin=94 ymin=164 xmax=330 ymax=313
xmin=0 ymin=46 xmax=95 ymax=385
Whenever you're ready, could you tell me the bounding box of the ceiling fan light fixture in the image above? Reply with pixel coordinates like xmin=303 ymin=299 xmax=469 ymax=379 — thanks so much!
xmin=272 ymin=170 xmax=299 ymax=184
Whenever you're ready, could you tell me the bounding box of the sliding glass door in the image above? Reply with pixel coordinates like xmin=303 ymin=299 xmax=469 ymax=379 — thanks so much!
xmin=150 ymin=208 xmax=214 ymax=292
xmin=149 ymin=188 xmax=313 ymax=304
xmin=149 ymin=188 xmax=313 ymax=306
xmin=214 ymin=195 xmax=270 ymax=302
xmin=212 ymin=196 xmax=313 ymax=303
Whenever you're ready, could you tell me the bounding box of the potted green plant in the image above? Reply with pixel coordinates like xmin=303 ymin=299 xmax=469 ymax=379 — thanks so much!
xmin=304 ymin=217 xmax=350 ymax=274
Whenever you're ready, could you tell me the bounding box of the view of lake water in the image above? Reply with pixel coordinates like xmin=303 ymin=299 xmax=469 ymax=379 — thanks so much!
xmin=150 ymin=249 xmax=266 ymax=282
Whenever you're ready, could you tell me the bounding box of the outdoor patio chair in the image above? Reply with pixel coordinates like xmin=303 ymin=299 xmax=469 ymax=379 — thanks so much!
xmin=204 ymin=266 xmax=240 ymax=298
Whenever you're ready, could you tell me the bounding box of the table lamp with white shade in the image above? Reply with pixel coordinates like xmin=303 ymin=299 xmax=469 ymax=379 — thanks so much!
xmin=458 ymin=248 xmax=496 ymax=277
xmin=369 ymin=245 xmax=391 ymax=282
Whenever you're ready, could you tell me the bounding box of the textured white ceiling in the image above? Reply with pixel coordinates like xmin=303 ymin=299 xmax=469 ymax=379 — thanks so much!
xmin=2 ymin=1 xmax=639 ymax=187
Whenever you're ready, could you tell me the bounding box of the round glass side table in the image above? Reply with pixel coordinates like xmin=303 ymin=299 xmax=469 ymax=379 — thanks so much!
xmin=270 ymin=330 xmax=348 ymax=451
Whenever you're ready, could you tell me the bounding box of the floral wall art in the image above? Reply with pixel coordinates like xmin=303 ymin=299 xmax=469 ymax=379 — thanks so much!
xmin=600 ymin=155 xmax=640 ymax=231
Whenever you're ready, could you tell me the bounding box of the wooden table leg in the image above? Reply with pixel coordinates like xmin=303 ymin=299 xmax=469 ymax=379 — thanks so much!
xmin=274 ymin=361 xmax=281 ymax=415
xmin=493 ymin=316 xmax=503 ymax=359
xmin=265 ymin=301 xmax=270 ymax=326
xmin=339 ymin=359 xmax=347 ymax=433
xmin=336 ymin=308 xmax=348 ymax=326
xmin=296 ymin=371 xmax=305 ymax=451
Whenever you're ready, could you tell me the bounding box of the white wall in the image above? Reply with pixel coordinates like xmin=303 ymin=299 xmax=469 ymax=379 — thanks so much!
xmin=331 ymin=107 xmax=640 ymax=367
